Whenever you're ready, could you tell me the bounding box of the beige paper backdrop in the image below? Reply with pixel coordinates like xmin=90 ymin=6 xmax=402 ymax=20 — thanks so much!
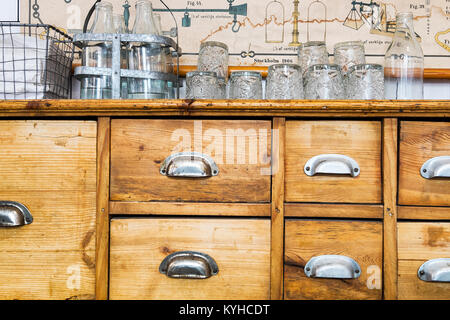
xmin=20 ymin=0 xmax=450 ymax=68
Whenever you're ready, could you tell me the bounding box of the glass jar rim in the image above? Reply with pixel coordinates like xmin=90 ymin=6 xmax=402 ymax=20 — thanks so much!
xmin=348 ymin=63 xmax=383 ymax=73
xmin=334 ymin=41 xmax=365 ymax=49
xmin=301 ymin=41 xmax=326 ymax=48
xmin=136 ymin=0 xmax=153 ymax=7
xmin=396 ymin=12 xmax=414 ymax=18
xmin=96 ymin=1 xmax=113 ymax=9
xmin=306 ymin=64 xmax=342 ymax=73
xmin=187 ymin=71 xmax=218 ymax=78
xmin=230 ymin=71 xmax=262 ymax=78
xmin=200 ymin=41 xmax=229 ymax=50
xmin=269 ymin=63 xmax=301 ymax=70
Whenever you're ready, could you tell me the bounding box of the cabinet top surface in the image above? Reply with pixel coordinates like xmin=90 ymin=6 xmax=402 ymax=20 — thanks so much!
xmin=0 ymin=100 xmax=448 ymax=118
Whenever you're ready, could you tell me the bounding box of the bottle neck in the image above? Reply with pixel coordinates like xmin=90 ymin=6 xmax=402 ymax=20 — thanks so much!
xmin=133 ymin=2 xmax=159 ymax=34
xmin=395 ymin=13 xmax=415 ymax=33
xmin=90 ymin=4 xmax=114 ymax=33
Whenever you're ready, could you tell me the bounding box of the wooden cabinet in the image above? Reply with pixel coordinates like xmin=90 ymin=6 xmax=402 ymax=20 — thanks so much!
xmin=399 ymin=121 xmax=450 ymax=207
xmin=285 ymin=121 xmax=382 ymax=204
xmin=109 ymin=218 xmax=271 ymax=300
xmin=284 ymin=219 xmax=383 ymax=300
xmin=0 ymin=121 xmax=97 ymax=300
xmin=398 ymin=222 xmax=450 ymax=300
xmin=110 ymin=119 xmax=272 ymax=203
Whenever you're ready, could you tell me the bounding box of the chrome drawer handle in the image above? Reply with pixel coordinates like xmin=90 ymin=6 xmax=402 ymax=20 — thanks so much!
xmin=304 ymin=255 xmax=362 ymax=279
xmin=304 ymin=154 xmax=360 ymax=177
xmin=159 ymin=251 xmax=219 ymax=279
xmin=160 ymin=152 xmax=219 ymax=178
xmin=0 ymin=201 xmax=33 ymax=227
xmin=421 ymin=156 xmax=450 ymax=179
xmin=418 ymin=258 xmax=450 ymax=282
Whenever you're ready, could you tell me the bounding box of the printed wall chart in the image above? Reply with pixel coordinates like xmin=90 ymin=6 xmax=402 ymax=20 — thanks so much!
xmin=19 ymin=0 xmax=450 ymax=68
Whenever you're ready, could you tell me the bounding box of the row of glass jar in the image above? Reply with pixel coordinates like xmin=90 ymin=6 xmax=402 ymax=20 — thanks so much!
xmin=80 ymin=0 xmax=175 ymax=99
xmin=186 ymin=63 xmax=384 ymax=100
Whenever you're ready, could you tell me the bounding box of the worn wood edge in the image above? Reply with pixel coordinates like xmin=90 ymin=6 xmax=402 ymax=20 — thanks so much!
xmin=271 ymin=117 xmax=285 ymax=300
xmin=285 ymin=203 xmax=384 ymax=219
xmin=109 ymin=201 xmax=271 ymax=216
xmin=398 ymin=206 xmax=450 ymax=220
xmin=382 ymin=118 xmax=398 ymax=300
xmin=0 ymin=100 xmax=448 ymax=118
xmin=96 ymin=117 xmax=110 ymax=300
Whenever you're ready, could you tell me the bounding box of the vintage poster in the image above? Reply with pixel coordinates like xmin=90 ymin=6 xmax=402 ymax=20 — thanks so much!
xmin=18 ymin=0 xmax=450 ymax=68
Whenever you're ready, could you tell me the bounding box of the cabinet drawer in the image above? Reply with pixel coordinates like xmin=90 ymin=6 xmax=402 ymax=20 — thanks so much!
xmin=110 ymin=218 xmax=271 ymax=300
xmin=110 ymin=119 xmax=271 ymax=203
xmin=285 ymin=121 xmax=382 ymax=203
xmin=284 ymin=219 xmax=383 ymax=300
xmin=0 ymin=121 xmax=97 ymax=300
xmin=398 ymin=222 xmax=450 ymax=300
xmin=399 ymin=121 xmax=450 ymax=207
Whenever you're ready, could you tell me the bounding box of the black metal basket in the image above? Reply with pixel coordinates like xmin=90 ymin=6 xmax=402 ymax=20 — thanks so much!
xmin=0 ymin=23 xmax=74 ymax=99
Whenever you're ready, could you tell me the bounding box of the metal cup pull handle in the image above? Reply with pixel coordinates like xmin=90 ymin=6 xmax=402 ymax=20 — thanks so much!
xmin=418 ymin=258 xmax=450 ymax=282
xmin=304 ymin=255 xmax=362 ymax=279
xmin=304 ymin=154 xmax=360 ymax=177
xmin=159 ymin=251 xmax=219 ymax=279
xmin=421 ymin=156 xmax=450 ymax=179
xmin=0 ymin=201 xmax=33 ymax=227
xmin=160 ymin=152 xmax=219 ymax=178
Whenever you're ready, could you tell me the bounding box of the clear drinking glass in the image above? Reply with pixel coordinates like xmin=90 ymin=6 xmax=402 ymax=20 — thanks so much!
xmin=80 ymin=1 xmax=114 ymax=99
xmin=266 ymin=64 xmax=303 ymax=99
xmin=127 ymin=0 xmax=167 ymax=99
xmin=298 ymin=41 xmax=329 ymax=76
xmin=333 ymin=41 xmax=366 ymax=74
xmin=217 ymin=78 xmax=227 ymax=99
xmin=384 ymin=12 xmax=424 ymax=99
xmin=197 ymin=41 xmax=229 ymax=80
xmin=229 ymin=71 xmax=263 ymax=99
xmin=346 ymin=64 xmax=384 ymax=99
xmin=304 ymin=64 xmax=345 ymax=99
xmin=186 ymin=71 xmax=220 ymax=99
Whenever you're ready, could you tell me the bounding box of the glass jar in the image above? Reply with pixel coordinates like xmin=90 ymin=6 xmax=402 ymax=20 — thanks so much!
xmin=298 ymin=41 xmax=329 ymax=75
xmin=384 ymin=12 xmax=424 ymax=99
xmin=217 ymin=78 xmax=227 ymax=99
xmin=186 ymin=71 xmax=220 ymax=99
xmin=304 ymin=64 xmax=345 ymax=100
xmin=333 ymin=41 xmax=366 ymax=74
xmin=127 ymin=0 xmax=167 ymax=99
xmin=346 ymin=64 xmax=384 ymax=100
xmin=113 ymin=14 xmax=128 ymax=99
xmin=80 ymin=1 xmax=114 ymax=99
xmin=266 ymin=64 xmax=303 ymax=99
xmin=197 ymin=41 xmax=229 ymax=80
xmin=229 ymin=71 xmax=263 ymax=99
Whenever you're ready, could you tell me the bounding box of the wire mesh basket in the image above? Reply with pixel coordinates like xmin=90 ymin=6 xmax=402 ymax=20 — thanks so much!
xmin=0 ymin=23 xmax=74 ymax=99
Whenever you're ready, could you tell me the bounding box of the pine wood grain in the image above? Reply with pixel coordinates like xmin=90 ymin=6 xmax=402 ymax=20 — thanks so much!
xmin=398 ymin=222 xmax=450 ymax=300
xmin=109 ymin=218 xmax=271 ymax=300
xmin=398 ymin=206 xmax=450 ymax=220
xmin=271 ymin=117 xmax=285 ymax=300
xmin=284 ymin=220 xmax=383 ymax=300
xmin=285 ymin=121 xmax=382 ymax=203
xmin=383 ymin=118 xmax=398 ymax=300
xmin=110 ymin=119 xmax=272 ymax=203
xmin=0 ymin=121 xmax=97 ymax=300
xmin=109 ymin=201 xmax=271 ymax=216
xmin=399 ymin=121 xmax=450 ymax=206
xmin=285 ymin=203 xmax=383 ymax=219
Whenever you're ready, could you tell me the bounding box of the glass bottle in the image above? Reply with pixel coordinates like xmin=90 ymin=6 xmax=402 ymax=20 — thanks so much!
xmin=384 ymin=12 xmax=424 ymax=99
xmin=113 ymin=14 xmax=128 ymax=99
xmin=128 ymin=0 xmax=166 ymax=99
xmin=80 ymin=2 xmax=114 ymax=99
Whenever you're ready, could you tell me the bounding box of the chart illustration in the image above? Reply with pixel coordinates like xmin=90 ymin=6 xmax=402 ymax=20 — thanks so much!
xmin=18 ymin=0 xmax=450 ymax=68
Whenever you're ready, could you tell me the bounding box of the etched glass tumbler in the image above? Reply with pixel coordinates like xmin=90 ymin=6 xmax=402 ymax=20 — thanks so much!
xmin=186 ymin=71 xmax=220 ymax=99
xmin=229 ymin=71 xmax=263 ymax=99
xmin=346 ymin=64 xmax=384 ymax=99
xmin=197 ymin=41 xmax=229 ymax=80
xmin=304 ymin=64 xmax=345 ymax=100
xmin=266 ymin=64 xmax=303 ymax=99
xmin=298 ymin=41 xmax=329 ymax=76
xmin=334 ymin=41 xmax=366 ymax=75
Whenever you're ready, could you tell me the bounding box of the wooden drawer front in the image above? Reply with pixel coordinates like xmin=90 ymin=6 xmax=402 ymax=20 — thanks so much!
xmin=399 ymin=121 xmax=450 ymax=207
xmin=284 ymin=220 xmax=383 ymax=300
xmin=0 ymin=121 xmax=97 ymax=300
xmin=111 ymin=119 xmax=271 ymax=203
xmin=398 ymin=222 xmax=450 ymax=300
xmin=285 ymin=121 xmax=382 ymax=203
xmin=110 ymin=218 xmax=271 ymax=300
